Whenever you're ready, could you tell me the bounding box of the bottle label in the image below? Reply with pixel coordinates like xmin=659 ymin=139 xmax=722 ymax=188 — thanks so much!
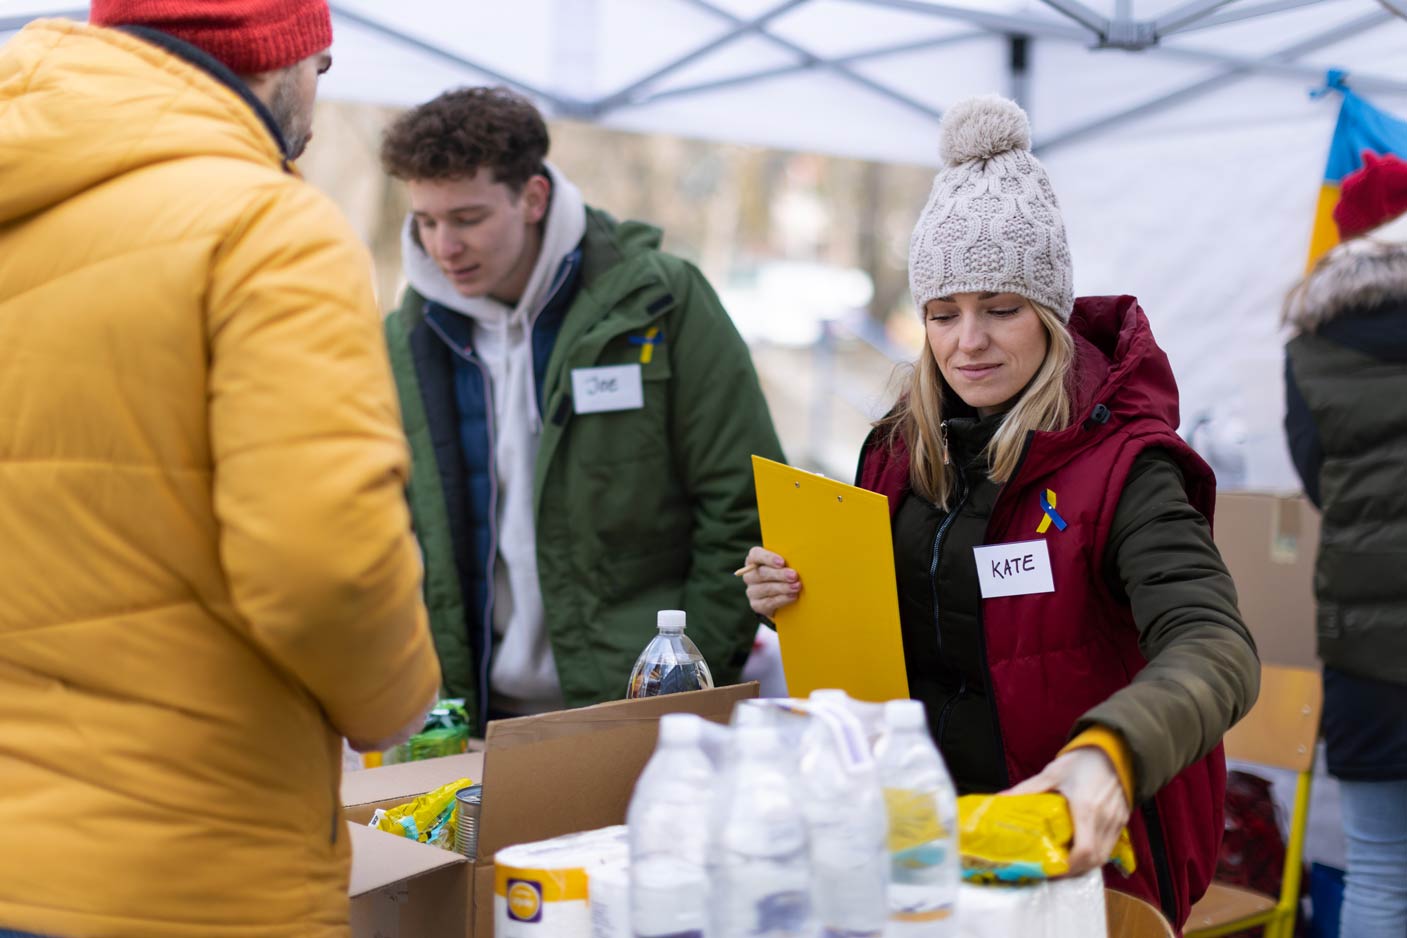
xmin=883 ymin=788 xmax=947 ymax=853
xmin=888 ymin=905 xmax=955 ymax=924
xmin=754 ymin=890 xmax=811 ymax=934
xmin=717 ymin=887 xmax=812 ymax=937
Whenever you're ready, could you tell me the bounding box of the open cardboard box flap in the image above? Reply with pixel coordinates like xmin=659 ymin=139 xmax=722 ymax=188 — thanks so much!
xmin=342 ymin=751 xmax=485 ymax=823
xmin=476 ymin=682 xmax=756 ymax=858
xmin=346 ymin=682 xmax=759 ymax=936
xmin=347 ymin=822 xmax=465 ymax=897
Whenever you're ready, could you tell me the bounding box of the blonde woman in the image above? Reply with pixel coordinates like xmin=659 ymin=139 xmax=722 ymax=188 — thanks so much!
xmin=742 ymin=95 xmax=1259 ymax=930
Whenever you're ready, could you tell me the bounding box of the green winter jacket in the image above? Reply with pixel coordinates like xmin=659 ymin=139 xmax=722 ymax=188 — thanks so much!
xmin=386 ymin=208 xmax=784 ymax=729
xmin=1285 ymin=238 xmax=1407 ymax=685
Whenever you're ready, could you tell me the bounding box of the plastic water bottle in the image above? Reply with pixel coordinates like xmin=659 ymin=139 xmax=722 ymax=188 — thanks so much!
xmin=801 ymin=690 xmax=889 ymax=938
xmin=627 ymin=610 xmax=715 ymax=698
xmin=627 ymin=714 xmax=712 ymax=938
xmin=873 ymin=700 xmax=959 ymax=936
xmin=710 ymin=723 xmax=814 ymax=938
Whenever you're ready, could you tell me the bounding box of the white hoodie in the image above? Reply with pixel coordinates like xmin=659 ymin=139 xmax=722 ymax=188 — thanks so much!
xmin=401 ymin=163 xmax=587 ymax=716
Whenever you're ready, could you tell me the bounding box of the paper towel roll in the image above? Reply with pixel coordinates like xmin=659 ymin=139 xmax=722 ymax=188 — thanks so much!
xmin=956 ymin=868 xmax=1107 ymax=938
xmin=588 ymin=859 xmax=631 ymax=938
xmin=495 ymin=826 xmax=630 ymax=938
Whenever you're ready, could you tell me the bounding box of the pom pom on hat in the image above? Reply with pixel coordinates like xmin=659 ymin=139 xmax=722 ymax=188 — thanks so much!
xmin=939 ymin=94 xmax=1033 ymax=167
xmin=1334 ymin=150 xmax=1407 ymax=242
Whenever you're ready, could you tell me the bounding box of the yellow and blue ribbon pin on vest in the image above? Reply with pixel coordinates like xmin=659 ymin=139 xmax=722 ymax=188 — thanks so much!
xmin=628 ymin=326 xmax=663 ymax=364
xmin=1036 ymin=489 xmax=1067 ymax=534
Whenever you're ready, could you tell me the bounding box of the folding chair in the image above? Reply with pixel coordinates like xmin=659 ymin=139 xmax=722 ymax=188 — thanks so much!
xmin=1185 ymin=664 xmax=1323 ymax=938
xmin=1107 ymin=888 xmax=1177 ymax=937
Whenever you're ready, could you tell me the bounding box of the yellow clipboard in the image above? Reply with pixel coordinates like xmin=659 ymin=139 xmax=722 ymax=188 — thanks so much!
xmin=752 ymin=455 xmax=909 ymax=702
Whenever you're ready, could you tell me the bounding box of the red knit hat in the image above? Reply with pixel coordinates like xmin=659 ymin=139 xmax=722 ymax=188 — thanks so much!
xmin=1334 ymin=150 xmax=1407 ymax=240
xmin=91 ymin=0 xmax=332 ymax=74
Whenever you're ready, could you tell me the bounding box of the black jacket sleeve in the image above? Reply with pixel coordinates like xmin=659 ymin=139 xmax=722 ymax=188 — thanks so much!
xmin=1284 ymin=353 xmax=1324 ymax=509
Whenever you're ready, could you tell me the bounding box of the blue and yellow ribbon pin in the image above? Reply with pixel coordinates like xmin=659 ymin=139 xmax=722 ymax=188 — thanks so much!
xmin=1036 ymin=489 xmax=1068 ymax=534
xmin=628 ymin=326 xmax=663 ymax=364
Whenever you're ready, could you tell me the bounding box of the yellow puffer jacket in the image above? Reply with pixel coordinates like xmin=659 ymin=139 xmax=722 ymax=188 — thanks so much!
xmin=0 ymin=21 xmax=441 ymax=938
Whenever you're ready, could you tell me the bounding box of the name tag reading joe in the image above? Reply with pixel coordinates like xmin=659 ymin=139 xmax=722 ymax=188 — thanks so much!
xmin=973 ymin=539 xmax=1055 ymax=599
xmin=571 ymin=364 xmax=644 ymax=414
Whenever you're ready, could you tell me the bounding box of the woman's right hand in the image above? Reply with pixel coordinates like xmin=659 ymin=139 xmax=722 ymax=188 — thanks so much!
xmin=742 ymin=546 xmax=802 ymax=618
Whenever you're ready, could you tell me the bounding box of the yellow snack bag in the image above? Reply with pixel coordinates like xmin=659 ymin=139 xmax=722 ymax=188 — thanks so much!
xmin=957 ymin=792 xmax=1136 ymax=884
xmin=374 ymin=777 xmax=474 ymax=850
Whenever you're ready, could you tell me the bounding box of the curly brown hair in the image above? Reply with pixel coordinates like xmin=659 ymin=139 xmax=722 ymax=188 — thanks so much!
xmin=380 ymin=86 xmax=550 ymax=192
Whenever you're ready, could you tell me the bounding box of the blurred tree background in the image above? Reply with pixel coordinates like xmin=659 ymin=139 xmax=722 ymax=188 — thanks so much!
xmin=300 ymin=99 xmax=937 ymax=474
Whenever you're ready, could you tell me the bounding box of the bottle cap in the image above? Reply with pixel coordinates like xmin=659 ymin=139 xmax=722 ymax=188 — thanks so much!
xmin=657 ymin=610 xmax=687 ymax=634
xmin=884 ymin=698 xmax=927 ymax=731
xmin=658 ymin=712 xmax=702 ymax=745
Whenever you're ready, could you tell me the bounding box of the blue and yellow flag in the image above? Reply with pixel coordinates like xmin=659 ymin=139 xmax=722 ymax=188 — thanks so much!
xmin=1308 ymin=70 xmax=1407 ymax=268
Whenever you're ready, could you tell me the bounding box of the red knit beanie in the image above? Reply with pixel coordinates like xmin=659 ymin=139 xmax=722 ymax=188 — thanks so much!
xmin=1334 ymin=150 xmax=1407 ymax=240
xmin=91 ymin=0 xmax=333 ymax=74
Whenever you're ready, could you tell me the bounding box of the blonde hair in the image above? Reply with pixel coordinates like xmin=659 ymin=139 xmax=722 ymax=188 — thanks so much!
xmin=882 ymin=301 xmax=1074 ymax=508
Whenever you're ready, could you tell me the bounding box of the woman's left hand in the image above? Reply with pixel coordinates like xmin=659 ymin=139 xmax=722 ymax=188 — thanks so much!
xmin=1004 ymin=747 xmax=1131 ymax=876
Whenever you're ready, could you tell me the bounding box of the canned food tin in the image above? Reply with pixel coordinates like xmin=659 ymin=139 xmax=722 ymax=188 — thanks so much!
xmin=455 ymin=784 xmax=483 ymax=858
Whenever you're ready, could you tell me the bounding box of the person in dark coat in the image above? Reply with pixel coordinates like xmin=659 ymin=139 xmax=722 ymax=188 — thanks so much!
xmin=1284 ymin=150 xmax=1407 ymax=938
xmin=743 ymin=94 xmax=1260 ymax=929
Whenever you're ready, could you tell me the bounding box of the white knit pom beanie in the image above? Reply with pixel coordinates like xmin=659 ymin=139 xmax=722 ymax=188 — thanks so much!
xmin=908 ymin=94 xmax=1074 ymax=320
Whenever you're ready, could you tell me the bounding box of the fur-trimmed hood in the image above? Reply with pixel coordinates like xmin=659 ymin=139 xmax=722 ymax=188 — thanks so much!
xmin=1286 ymin=237 xmax=1407 ymax=332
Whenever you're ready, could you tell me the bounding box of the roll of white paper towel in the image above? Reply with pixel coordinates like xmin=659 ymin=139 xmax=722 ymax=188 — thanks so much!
xmin=588 ymin=859 xmax=631 ymax=938
xmin=957 ymin=869 xmax=1107 ymax=938
xmin=495 ymin=826 xmax=629 ymax=938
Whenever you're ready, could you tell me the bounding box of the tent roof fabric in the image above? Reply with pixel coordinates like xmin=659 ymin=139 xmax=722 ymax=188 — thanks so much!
xmin=4 ymin=1 xmax=1404 ymax=164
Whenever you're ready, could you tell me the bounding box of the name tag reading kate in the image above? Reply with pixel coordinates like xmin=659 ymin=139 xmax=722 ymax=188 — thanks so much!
xmin=973 ymin=539 xmax=1055 ymax=599
xmin=571 ymin=364 xmax=644 ymax=414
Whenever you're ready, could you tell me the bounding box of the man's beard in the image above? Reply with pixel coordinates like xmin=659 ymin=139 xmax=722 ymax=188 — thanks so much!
xmin=268 ymin=74 xmax=311 ymax=160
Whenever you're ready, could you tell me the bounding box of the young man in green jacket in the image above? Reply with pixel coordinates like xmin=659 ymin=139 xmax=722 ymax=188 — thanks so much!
xmin=380 ymin=87 xmax=784 ymax=731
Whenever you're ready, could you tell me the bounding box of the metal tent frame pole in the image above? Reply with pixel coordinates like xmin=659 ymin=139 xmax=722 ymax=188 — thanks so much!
xmin=1035 ymin=0 xmax=1109 ymax=35
xmin=1035 ymin=8 xmax=1395 ymax=153
xmin=626 ymin=0 xmax=944 ymax=122
xmin=848 ymin=0 xmax=1089 ymax=41
xmin=1009 ymin=34 xmax=1031 ymax=111
xmin=1153 ymin=0 xmax=1245 ymax=34
xmin=1148 ymin=42 xmax=1407 ymax=95
xmin=587 ymin=0 xmax=810 ymax=115
xmin=632 ymin=30 xmax=984 ymax=109
xmin=326 ymin=4 xmax=587 ymax=116
xmin=1159 ymin=0 xmax=1326 ymax=33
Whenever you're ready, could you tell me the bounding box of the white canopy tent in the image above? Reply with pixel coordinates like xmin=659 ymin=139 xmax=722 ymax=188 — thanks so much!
xmin=5 ymin=0 xmax=1407 ymax=486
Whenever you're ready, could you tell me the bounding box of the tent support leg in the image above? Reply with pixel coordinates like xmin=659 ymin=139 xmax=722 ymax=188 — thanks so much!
xmin=1009 ymin=34 xmax=1031 ymax=112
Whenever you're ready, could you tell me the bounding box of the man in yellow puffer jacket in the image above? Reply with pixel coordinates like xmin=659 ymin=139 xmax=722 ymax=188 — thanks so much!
xmin=0 ymin=3 xmax=442 ymax=937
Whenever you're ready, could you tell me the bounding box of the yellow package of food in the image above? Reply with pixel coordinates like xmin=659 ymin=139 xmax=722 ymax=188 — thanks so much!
xmin=957 ymin=792 xmax=1136 ymax=884
xmin=374 ymin=777 xmax=474 ymax=850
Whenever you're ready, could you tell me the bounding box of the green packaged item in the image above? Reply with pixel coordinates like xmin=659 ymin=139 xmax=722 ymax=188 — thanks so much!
xmin=384 ymin=698 xmax=472 ymax=765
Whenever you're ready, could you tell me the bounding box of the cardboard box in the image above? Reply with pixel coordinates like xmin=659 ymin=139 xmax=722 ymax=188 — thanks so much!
xmin=1214 ymin=491 xmax=1320 ymax=671
xmin=345 ymin=683 xmax=759 ymax=938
